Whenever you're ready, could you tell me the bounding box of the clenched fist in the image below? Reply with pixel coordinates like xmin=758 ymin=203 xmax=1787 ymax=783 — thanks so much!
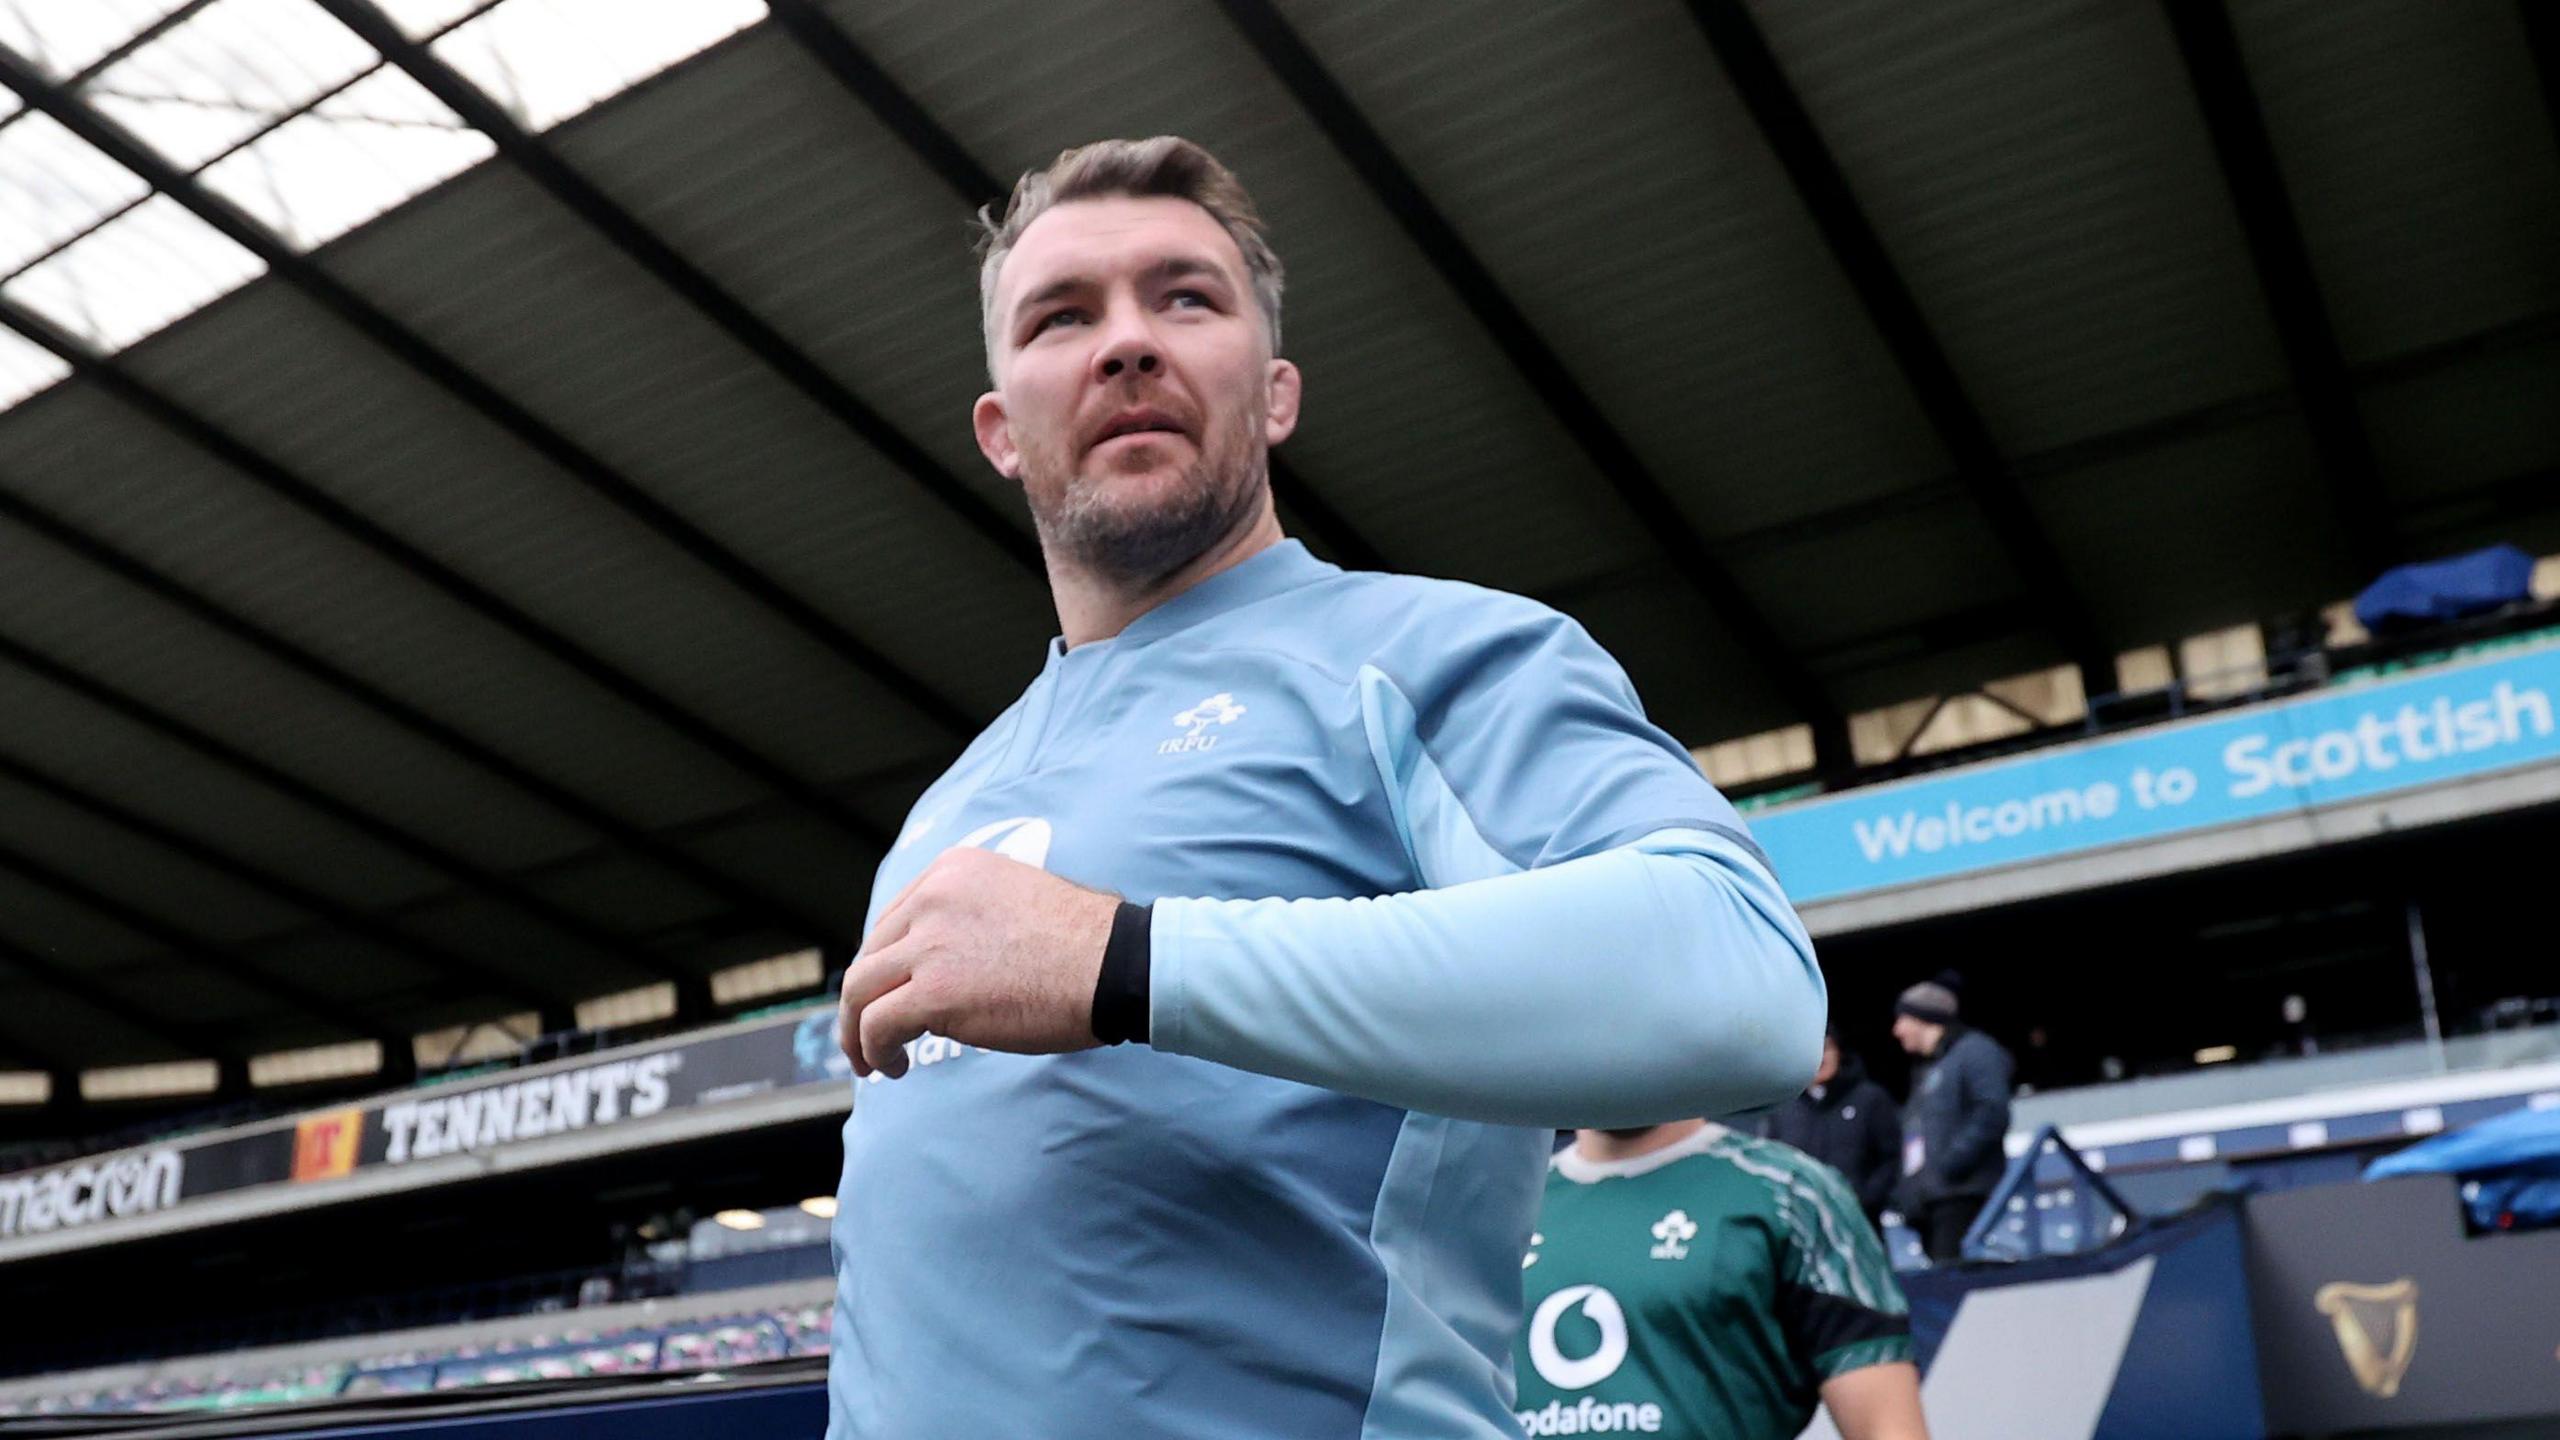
xmin=837 ymin=846 xmax=1121 ymax=1079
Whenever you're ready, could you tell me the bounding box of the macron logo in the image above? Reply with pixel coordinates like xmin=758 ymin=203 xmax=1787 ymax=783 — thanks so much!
xmin=1161 ymin=692 xmax=1245 ymax=755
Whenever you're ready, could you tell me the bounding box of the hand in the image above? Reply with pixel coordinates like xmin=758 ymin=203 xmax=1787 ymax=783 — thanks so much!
xmin=837 ymin=846 xmax=1121 ymax=1079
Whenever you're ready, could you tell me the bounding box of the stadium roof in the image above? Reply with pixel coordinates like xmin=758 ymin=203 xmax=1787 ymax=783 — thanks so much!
xmin=0 ymin=0 xmax=2554 ymax=1092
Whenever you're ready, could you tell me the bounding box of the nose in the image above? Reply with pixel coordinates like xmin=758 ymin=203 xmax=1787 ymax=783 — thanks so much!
xmin=1092 ymin=303 xmax=1161 ymax=381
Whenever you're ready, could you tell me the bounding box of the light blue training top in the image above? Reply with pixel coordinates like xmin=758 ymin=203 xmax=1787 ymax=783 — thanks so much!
xmin=826 ymin=539 xmax=1824 ymax=1439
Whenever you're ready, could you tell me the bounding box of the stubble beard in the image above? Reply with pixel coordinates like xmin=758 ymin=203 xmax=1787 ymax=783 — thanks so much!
xmin=1026 ymin=403 xmax=1266 ymax=592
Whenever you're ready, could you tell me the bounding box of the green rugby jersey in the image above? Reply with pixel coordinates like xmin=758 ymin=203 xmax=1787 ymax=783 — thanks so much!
xmin=1513 ymin=1124 xmax=1913 ymax=1439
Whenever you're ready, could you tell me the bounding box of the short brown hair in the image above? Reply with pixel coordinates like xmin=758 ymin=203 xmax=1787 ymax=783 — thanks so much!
xmin=975 ymin=137 xmax=1284 ymax=376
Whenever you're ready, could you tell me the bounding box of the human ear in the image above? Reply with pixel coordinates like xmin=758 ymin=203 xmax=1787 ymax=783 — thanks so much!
xmin=1262 ymin=358 xmax=1302 ymax=447
xmin=972 ymin=391 xmax=1020 ymax=479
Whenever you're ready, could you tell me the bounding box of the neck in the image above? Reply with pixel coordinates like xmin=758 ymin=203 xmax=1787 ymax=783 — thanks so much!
xmin=1047 ymin=498 xmax=1284 ymax=648
xmin=1573 ymin=1118 xmax=1707 ymax=1164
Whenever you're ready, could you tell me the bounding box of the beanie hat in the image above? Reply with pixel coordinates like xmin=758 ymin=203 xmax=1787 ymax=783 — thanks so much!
xmin=1894 ymin=980 xmax=1958 ymax=1025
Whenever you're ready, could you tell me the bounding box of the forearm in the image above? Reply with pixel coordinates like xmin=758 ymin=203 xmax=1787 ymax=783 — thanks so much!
xmin=1820 ymin=1361 xmax=1929 ymax=1440
xmin=1147 ymin=829 xmax=1826 ymax=1128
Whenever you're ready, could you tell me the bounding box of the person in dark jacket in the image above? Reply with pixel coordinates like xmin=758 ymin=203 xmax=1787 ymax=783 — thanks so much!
xmin=1763 ymin=1027 xmax=1901 ymax=1234
xmin=1890 ymin=978 xmax=2014 ymax=1263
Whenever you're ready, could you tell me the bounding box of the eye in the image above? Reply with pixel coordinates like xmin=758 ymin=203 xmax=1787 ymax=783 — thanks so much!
xmin=1031 ymin=307 xmax=1086 ymax=336
xmin=1166 ymin=289 xmax=1213 ymax=311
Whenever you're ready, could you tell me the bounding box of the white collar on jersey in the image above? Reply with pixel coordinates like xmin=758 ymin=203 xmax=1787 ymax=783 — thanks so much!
xmin=1552 ymin=1122 xmax=1732 ymax=1185
xmin=1049 ymin=538 xmax=1337 ymax=661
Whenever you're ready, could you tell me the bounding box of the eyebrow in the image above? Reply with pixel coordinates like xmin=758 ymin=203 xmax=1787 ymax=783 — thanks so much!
xmin=1010 ymin=254 xmax=1232 ymax=327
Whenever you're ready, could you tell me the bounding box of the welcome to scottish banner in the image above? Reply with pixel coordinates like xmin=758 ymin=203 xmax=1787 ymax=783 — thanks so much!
xmin=1751 ymin=640 xmax=2560 ymax=906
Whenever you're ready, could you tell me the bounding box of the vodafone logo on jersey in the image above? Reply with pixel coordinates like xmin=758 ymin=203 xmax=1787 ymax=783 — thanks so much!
xmin=955 ymin=816 xmax=1053 ymax=870
xmin=1527 ymin=1284 xmax=1629 ymax=1389
xmin=1520 ymin=1285 xmax=1665 ymax=1434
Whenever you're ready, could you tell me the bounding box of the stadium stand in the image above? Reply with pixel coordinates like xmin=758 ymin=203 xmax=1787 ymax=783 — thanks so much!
xmin=0 ymin=1279 xmax=831 ymax=1418
xmin=2 ymin=0 xmax=2556 ymax=1434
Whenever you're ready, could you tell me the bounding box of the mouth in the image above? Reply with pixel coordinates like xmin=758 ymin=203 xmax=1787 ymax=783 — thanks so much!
xmin=1087 ymin=408 xmax=1192 ymax=454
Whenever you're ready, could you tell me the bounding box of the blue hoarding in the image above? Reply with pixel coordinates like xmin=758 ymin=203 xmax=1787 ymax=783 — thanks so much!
xmin=1751 ymin=642 xmax=2560 ymax=906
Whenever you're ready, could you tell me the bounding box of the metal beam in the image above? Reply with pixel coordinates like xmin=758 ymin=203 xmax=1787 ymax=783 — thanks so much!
xmin=758 ymin=0 xmax=1389 ymax=573
xmin=2162 ymin=0 xmax=2399 ymax=578
xmin=0 ymin=1032 xmax=76 ymax=1078
xmin=316 ymin=0 xmax=1040 ymax=584
xmin=2523 ymin=2 xmax=2560 ymax=165
xmin=0 ymin=298 xmax=892 ymax=860
xmin=0 ymin=479 xmax=850 ymax=949
xmin=0 ymin=41 xmax=967 ymax=772
xmin=0 ymin=946 xmax=207 ymax=1065
xmin=0 ymin=627 xmax=666 ymax=982
xmin=0 ymin=840 xmax=396 ymax=1047
xmin=0 ymin=747 xmax=589 ymax=1012
xmin=2401 ymin=464 xmax=2560 ymax=541
xmin=1802 ymin=599 xmax=2037 ymax=678
xmin=61 ymin=0 xmax=221 ymax=88
xmin=1683 ymin=0 xmax=2115 ymax=695
xmin=1702 ymin=305 xmax=2560 ymax=565
xmin=1210 ymin=0 xmax=1839 ymax=729
xmin=0 ymin=942 xmax=208 ymax=1065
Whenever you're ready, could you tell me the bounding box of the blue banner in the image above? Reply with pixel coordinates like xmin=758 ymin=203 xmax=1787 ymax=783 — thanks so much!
xmin=1752 ymin=642 xmax=2560 ymax=905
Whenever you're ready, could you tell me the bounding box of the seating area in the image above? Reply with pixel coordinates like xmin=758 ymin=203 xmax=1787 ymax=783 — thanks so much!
xmin=0 ymin=1291 xmax=832 ymax=1419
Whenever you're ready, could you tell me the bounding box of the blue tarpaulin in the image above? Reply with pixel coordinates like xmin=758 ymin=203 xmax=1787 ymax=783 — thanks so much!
xmin=2354 ymin=543 xmax=2536 ymax=632
xmin=2365 ymin=1104 xmax=2560 ymax=1230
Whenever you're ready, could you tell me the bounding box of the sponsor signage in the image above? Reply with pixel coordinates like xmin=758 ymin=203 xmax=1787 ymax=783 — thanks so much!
xmin=0 ymin=1005 xmax=850 ymax=1248
xmin=293 ymin=1108 xmax=363 ymax=1182
xmin=0 ymin=1147 xmax=184 ymax=1239
xmin=375 ymin=1053 xmax=680 ymax=1164
xmin=2246 ymin=1175 xmax=2560 ymax=1432
xmin=1751 ymin=642 xmax=2560 ymax=905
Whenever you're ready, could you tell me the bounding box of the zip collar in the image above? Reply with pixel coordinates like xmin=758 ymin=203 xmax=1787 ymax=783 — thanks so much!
xmin=1046 ymin=538 xmax=1338 ymax=664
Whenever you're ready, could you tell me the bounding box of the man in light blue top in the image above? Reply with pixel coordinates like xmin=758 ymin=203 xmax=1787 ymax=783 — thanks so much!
xmin=826 ymin=136 xmax=1826 ymax=1439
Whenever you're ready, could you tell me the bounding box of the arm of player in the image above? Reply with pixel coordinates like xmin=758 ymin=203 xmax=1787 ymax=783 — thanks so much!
xmin=1817 ymin=1362 xmax=1930 ymax=1440
xmin=1147 ymin=825 xmax=1825 ymax=1128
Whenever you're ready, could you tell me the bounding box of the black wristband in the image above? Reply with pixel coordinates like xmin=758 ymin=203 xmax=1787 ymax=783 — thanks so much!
xmin=1091 ymin=900 xmax=1154 ymax=1046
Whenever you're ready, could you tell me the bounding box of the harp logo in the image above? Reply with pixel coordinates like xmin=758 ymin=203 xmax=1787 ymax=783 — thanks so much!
xmin=2314 ymin=1277 xmax=2419 ymax=1398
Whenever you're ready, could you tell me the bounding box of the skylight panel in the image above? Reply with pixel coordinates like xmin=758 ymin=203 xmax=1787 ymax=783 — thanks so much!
xmin=202 ymin=64 xmax=490 ymax=248
xmin=2 ymin=192 xmax=263 ymax=349
xmin=0 ymin=0 xmax=192 ymax=81
xmin=82 ymin=0 xmax=379 ymax=170
xmin=0 ymin=321 xmax=72 ymax=407
xmin=430 ymin=0 xmax=763 ymax=133
xmin=369 ymin=0 xmax=489 ymax=41
xmin=0 ymin=109 xmax=151 ymax=274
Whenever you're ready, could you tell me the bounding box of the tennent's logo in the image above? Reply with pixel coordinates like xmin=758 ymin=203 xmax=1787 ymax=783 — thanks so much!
xmin=1161 ymin=693 xmax=1245 ymax=754
xmin=292 ymin=1108 xmax=362 ymax=1182
xmin=2316 ymin=1277 xmax=2419 ymax=1398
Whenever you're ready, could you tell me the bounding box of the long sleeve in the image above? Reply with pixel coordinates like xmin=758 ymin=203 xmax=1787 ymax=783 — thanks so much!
xmin=1937 ymin=1042 xmax=2014 ymax=1183
xmin=1149 ymin=825 xmax=1826 ymax=1129
xmin=1856 ymin=1088 xmax=1902 ymax=1217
